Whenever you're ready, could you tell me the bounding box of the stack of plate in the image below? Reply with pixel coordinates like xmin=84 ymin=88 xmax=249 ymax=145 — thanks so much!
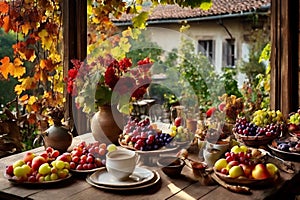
xmin=86 ymin=166 xmax=160 ymax=191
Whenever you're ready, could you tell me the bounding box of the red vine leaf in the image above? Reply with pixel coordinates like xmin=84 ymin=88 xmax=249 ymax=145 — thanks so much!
xmin=0 ymin=2 xmax=9 ymax=13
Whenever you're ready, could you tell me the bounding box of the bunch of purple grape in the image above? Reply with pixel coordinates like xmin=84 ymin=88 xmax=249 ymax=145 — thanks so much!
xmin=233 ymin=117 xmax=282 ymax=137
xmin=121 ymin=117 xmax=174 ymax=151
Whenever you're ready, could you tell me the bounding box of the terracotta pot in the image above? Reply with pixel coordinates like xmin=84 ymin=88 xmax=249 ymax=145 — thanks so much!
xmin=42 ymin=125 xmax=73 ymax=153
xmin=91 ymin=105 xmax=124 ymax=145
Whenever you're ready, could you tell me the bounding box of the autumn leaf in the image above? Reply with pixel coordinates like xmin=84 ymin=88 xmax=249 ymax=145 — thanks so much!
xmin=13 ymin=66 xmax=26 ymax=78
xmin=199 ymin=1 xmax=212 ymax=10
xmin=15 ymin=77 xmax=36 ymax=95
xmin=27 ymin=113 xmax=36 ymax=125
xmin=31 ymin=103 xmax=39 ymax=112
xmin=19 ymin=94 xmax=29 ymax=102
xmin=132 ymin=11 xmax=149 ymax=29
xmin=28 ymin=96 xmax=37 ymax=105
xmin=14 ymin=85 xmax=23 ymax=95
xmin=13 ymin=58 xmax=23 ymax=66
xmin=38 ymin=29 xmax=52 ymax=50
xmin=0 ymin=56 xmax=14 ymax=79
xmin=2 ymin=15 xmax=10 ymax=32
xmin=21 ymin=22 xmax=32 ymax=35
xmin=0 ymin=2 xmax=9 ymax=13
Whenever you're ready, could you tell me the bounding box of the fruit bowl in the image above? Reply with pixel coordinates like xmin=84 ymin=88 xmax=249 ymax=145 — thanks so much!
xmin=213 ymin=168 xmax=278 ymax=187
xmin=4 ymin=172 xmax=72 ymax=185
xmin=233 ymin=131 xmax=279 ymax=147
xmin=268 ymin=136 xmax=300 ymax=161
xmin=118 ymin=138 xmax=179 ymax=154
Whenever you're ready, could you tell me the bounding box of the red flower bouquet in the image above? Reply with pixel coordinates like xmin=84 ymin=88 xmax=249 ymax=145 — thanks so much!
xmin=66 ymin=55 xmax=153 ymax=114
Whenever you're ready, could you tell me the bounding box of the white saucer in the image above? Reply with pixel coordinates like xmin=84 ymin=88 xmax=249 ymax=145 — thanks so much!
xmin=89 ymin=166 xmax=155 ymax=187
xmin=86 ymin=171 xmax=160 ymax=191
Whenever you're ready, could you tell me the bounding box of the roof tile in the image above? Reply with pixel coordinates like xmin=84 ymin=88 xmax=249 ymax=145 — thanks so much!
xmin=113 ymin=0 xmax=270 ymax=22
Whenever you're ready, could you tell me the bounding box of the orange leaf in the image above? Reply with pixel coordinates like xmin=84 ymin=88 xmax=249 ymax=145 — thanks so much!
xmin=31 ymin=103 xmax=39 ymax=112
xmin=21 ymin=22 xmax=32 ymax=35
xmin=2 ymin=15 xmax=10 ymax=32
xmin=13 ymin=58 xmax=23 ymax=66
xmin=13 ymin=65 xmax=26 ymax=78
xmin=27 ymin=113 xmax=36 ymax=124
xmin=0 ymin=2 xmax=9 ymax=13
xmin=19 ymin=94 xmax=29 ymax=102
xmin=0 ymin=56 xmax=14 ymax=79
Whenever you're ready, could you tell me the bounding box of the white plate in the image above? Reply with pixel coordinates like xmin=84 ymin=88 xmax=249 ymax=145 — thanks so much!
xmin=70 ymin=167 xmax=102 ymax=173
xmin=88 ymin=166 xmax=155 ymax=187
xmin=86 ymin=171 xmax=160 ymax=191
xmin=5 ymin=173 xmax=72 ymax=185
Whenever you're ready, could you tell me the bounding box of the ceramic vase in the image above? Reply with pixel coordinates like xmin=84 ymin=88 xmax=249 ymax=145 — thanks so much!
xmin=90 ymin=105 xmax=124 ymax=145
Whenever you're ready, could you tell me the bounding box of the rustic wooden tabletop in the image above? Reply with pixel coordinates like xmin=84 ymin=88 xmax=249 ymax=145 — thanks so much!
xmin=0 ymin=133 xmax=299 ymax=200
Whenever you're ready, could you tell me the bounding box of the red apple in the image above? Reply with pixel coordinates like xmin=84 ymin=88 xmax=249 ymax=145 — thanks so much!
xmin=220 ymin=168 xmax=228 ymax=175
xmin=227 ymin=160 xmax=239 ymax=170
xmin=239 ymin=163 xmax=253 ymax=178
xmin=40 ymin=152 xmax=49 ymax=160
xmin=252 ymin=164 xmax=270 ymax=180
xmin=288 ymin=123 xmax=299 ymax=132
xmin=174 ymin=117 xmax=182 ymax=127
xmin=51 ymin=150 xmax=60 ymax=158
xmin=31 ymin=156 xmax=47 ymax=171
xmin=23 ymin=152 xmax=35 ymax=163
xmin=5 ymin=165 xmax=14 ymax=176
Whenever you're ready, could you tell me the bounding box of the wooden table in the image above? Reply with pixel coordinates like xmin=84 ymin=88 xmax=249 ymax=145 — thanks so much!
xmin=0 ymin=133 xmax=299 ymax=200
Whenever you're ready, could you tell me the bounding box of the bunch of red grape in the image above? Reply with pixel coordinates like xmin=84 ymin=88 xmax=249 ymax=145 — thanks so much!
xmin=233 ymin=117 xmax=282 ymax=137
xmin=224 ymin=151 xmax=255 ymax=166
xmin=120 ymin=117 xmax=175 ymax=151
xmin=69 ymin=141 xmax=109 ymax=170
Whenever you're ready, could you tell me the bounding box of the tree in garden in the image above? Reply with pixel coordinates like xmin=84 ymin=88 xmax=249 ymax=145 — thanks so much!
xmin=237 ymin=29 xmax=270 ymax=86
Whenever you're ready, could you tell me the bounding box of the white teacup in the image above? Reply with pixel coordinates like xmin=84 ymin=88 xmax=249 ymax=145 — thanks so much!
xmin=106 ymin=149 xmax=138 ymax=181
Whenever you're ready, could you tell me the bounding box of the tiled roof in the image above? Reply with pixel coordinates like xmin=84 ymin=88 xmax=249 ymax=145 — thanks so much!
xmin=113 ymin=0 xmax=271 ymax=23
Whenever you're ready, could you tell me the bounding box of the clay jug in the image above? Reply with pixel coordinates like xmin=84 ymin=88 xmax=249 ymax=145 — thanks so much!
xmin=34 ymin=107 xmax=73 ymax=153
xmin=91 ymin=105 xmax=124 ymax=145
xmin=42 ymin=125 xmax=73 ymax=153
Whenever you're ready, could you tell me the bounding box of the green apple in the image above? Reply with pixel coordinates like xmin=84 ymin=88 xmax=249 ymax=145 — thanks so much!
xmin=50 ymin=173 xmax=58 ymax=180
xmin=228 ymin=165 xmax=244 ymax=178
xmin=214 ymin=158 xmax=228 ymax=171
xmin=55 ymin=160 xmax=65 ymax=170
xmin=44 ymin=174 xmax=51 ymax=181
xmin=252 ymin=164 xmax=270 ymax=180
xmin=21 ymin=164 xmax=32 ymax=176
xmin=13 ymin=160 xmax=25 ymax=169
xmin=38 ymin=163 xmax=51 ymax=175
xmin=13 ymin=166 xmax=26 ymax=177
xmin=239 ymin=145 xmax=248 ymax=153
xmin=266 ymin=163 xmax=278 ymax=177
xmin=230 ymin=145 xmax=243 ymax=154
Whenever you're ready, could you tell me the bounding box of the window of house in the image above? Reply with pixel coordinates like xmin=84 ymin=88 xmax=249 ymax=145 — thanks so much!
xmin=198 ymin=40 xmax=214 ymax=61
xmin=223 ymin=39 xmax=235 ymax=67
